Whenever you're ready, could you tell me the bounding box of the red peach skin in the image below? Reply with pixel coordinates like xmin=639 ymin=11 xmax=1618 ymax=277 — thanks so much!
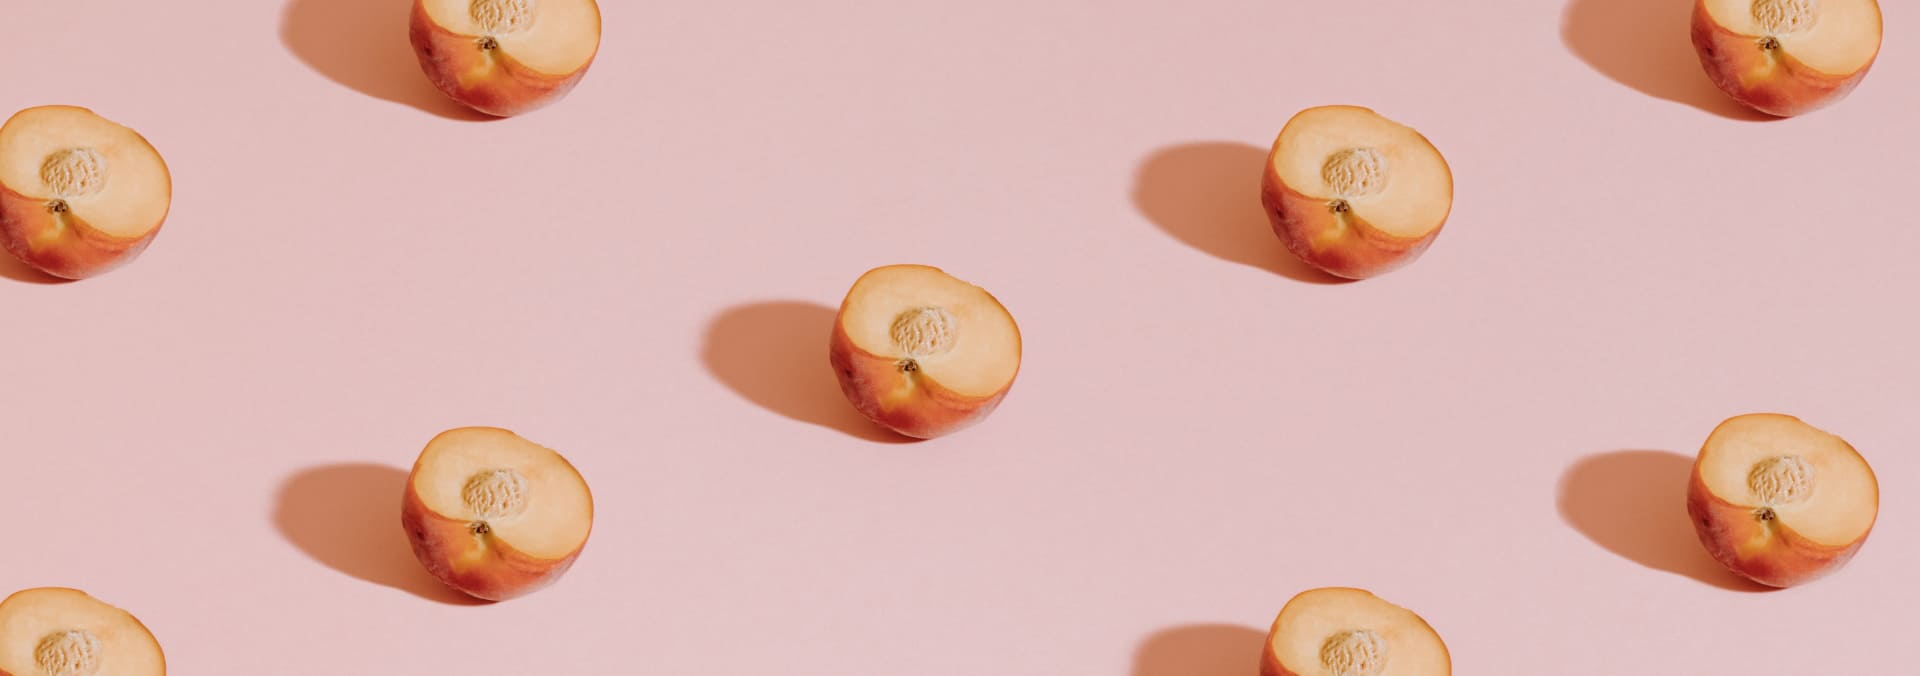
xmin=0 ymin=185 xmax=161 ymax=280
xmin=1690 ymin=1 xmax=1877 ymax=117
xmin=1260 ymin=165 xmax=1443 ymax=280
xmin=829 ymin=321 xmax=1010 ymax=439
xmin=1259 ymin=650 xmax=1297 ymax=676
xmin=409 ymin=0 xmax=593 ymax=117
xmin=1686 ymin=468 xmax=1867 ymax=587
xmin=402 ymin=486 xmax=584 ymax=601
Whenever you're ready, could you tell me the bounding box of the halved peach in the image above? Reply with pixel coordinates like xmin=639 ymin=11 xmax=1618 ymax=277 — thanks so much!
xmin=1261 ymin=587 xmax=1448 ymax=676
xmin=410 ymin=0 xmax=603 ymax=117
xmin=1692 ymin=0 xmax=1882 ymax=117
xmin=0 ymin=106 xmax=170 ymax=279
xmin=1687 ymin=413 xmax=1878 ymax=587
xmin=401 ymin=426 xmax=594 ymax=601
xmin=0 ymin=587 xmax=164 ymax=676
xmin=829 ymin=264 xmax=1021 ymax=439
xmin=1261 ymin=105 xmax=1452 ymax=280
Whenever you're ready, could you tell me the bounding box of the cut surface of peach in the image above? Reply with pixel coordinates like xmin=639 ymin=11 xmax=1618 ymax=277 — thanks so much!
xmin=1264 ymin=588 xmax=1447 ymax=676
xmin=1701 ymin=0 xmax=1881 ymax=74
xmin=1270 ymin=106 xmax=1451 ymax=240
xmin=411 ymin=427 xmax=593 ymax=560
xmin=0 ymin=588 xmax=164 ymax=676
xmin=1697 ymin=413 xmax=1877 ymax=550
xmin=830 ymin=264 xmax=1022 ymax=439
xmin=1262 ymin=105 xmax=1452 ymax=279
xmin=0 ymin=106 xmax=169 ymax=238
xmin=838 ymin=265 xmax=1020 ymax=397
xmin=419 ymin=0 xmax=600 ymax=75
xmin=0 ymin=105 xmax=171 ymax=278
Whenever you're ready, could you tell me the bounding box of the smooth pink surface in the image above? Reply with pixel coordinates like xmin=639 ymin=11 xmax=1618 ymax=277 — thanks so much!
xmin=0 ymin=0 xmax=1913 ymax=673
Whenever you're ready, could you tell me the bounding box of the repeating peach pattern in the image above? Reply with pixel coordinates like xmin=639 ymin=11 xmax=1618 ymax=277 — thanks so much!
xmin=0 ymin=0 xmax=1891 ymax=673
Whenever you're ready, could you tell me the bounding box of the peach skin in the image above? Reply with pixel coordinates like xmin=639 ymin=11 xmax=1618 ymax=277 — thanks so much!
xmin=409 ymin=0 xmax=602 ymax=117
xmin=1690 ymin=0 xmax=1882 ymax=117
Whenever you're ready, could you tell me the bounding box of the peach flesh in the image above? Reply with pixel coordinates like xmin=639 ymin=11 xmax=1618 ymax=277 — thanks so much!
xmin=0 ymin=588 xmax=164 ymax=676
xmin=1261 ymin=106 xmax=1452 ymax=280
xmin=829 ymin=265 xmax=1021 ymax=439
xmin=1686 ymin=413 xmax=1878 ymax=587
xmin=1260 ymin=587 xmax=1449 ymax=676
xmin=0 ymin=106 xmax=170 ymax=279
xmin=401 ymin=427 xmax=593 ymax=601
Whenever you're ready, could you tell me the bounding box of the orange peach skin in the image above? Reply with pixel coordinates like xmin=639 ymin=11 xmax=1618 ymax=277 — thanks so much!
xmin=401 ymin=485 xmax=586 ymax=601
xmin=829 ymin=321 xmax=1011 ymax=439
xmin=1260 ymin=164 xmax=1444 ymax=280
xmin=1690 ymin=0 xmax=1879 ymax=117
xmin=408 ymin=0 xmax=595 ymax=117
xmin=1259 ymin=647 xmax=1299 ymax=676
xmin=0 ymin=183 xmax=163 ymax=280
xmin=1685 ymin=466 xmax=1872 ymax=587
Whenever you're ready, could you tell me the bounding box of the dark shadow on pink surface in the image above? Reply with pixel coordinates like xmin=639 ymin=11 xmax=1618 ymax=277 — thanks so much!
xmin=1134 ymin=142 xmax=1348 ymax=284
xmin=1561 ymin=0 xmax=1773 ymax=120
xmin=1558 ymin=450 xmax=1769 ymax=591
xmin=0 ymin=254 xmax=70 ymax=284
xmin=1131 ymin=623 xmax=1265 ymax=676
xmin=702 ymin=301 xmax=914 ymax=443
xmin=275 ymin=463 xmax=487 ymax=604
xmin=280 ymin=0 xmax=493 ymax=120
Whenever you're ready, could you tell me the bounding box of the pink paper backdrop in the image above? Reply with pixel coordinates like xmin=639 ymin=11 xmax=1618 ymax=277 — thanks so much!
xmin=1 ymin=0 xmax=1913 ymax=673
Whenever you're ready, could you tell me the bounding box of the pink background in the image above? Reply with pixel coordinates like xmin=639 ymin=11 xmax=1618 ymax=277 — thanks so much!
xmin=1 ymin=0 xmax=1914 ymax=673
